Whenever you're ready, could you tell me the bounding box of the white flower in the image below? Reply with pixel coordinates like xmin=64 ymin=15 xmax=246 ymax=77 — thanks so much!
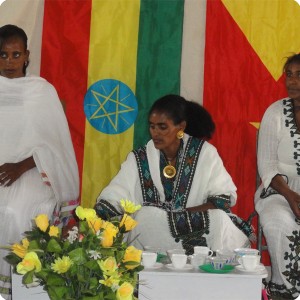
xmin=67 ymin=226 xmax=78 ymax=244
xmin=88 ymin=250 xmax=101 ymax=260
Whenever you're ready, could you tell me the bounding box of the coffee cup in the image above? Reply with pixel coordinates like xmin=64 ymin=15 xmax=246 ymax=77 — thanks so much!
xmin=142 ymin=252 xmax=157 ymax=268
xmin=171 ymin=253 xmax=187 ymax=269
xmin=194 ymin=246 xmax=213 ymax=257
xmin=209 ymin=257 xmax=227 ymax=270
xmin=238 ymin=255 xmax=260 ymax=271
xmin=190 ymin=253 xmax=207 ymax=268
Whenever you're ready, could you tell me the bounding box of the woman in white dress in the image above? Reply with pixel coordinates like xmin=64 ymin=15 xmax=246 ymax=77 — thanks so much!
xmin=0 ymin=25 xmax=79 ymax=299
xmin=255 ymin=53 xmax=300 ymax=300
xmin=95 ymin=95 xmax=252 ymax=255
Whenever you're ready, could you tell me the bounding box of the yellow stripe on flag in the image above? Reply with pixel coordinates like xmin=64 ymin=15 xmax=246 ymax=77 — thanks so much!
xmin=81 ymin=0 xmax=140 ymax=208
xmin=222 ymin=0 xmax=300 ymax=81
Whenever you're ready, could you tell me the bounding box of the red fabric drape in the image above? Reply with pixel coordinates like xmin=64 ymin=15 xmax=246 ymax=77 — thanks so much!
xmin=40 ymin=0 xmax=92 ymax=194
xmin=204 ymin=0 xmax=286 ymax=262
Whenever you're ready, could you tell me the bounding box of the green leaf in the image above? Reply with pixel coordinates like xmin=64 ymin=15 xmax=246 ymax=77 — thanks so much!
xmin=47 ymin=285 xmax=70 ymax=300
xmin=68 ymin=248 xmax=87 ymax=264
xmin=22 ymin=270 xmax=34 ymax=284
xmin=46 ymin=239 xmax=63 ymax=253
xmin=63 ymin=240 xmax=71 ymax=250
xmin=46 ymin=273 xmax=66 ymax=286
xmin=84 ymin=260 xmax=100 ymax=271
xmin=35 ymin=269 xmax=49 ymax=281
xmin=79 ymin=220 xmax=90 ymax=233
xmin=88 ymin=277 xmax=99 ymax=290
xmin=28 ymin=239 xmax=41 ymax=251
xmin=4 ymin=254 xmax=21 ymax=265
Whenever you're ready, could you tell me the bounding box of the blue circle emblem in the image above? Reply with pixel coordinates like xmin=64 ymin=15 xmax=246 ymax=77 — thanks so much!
xmin=84 ymin=79 xmax=138 ymax=134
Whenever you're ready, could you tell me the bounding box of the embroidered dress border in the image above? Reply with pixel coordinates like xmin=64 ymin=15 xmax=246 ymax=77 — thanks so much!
xmin=94 ymin=199 xmax=120 ymax=218
xmin=133 ymin=147 xmax=160 ymax=207
xmin=168 ymin=210 xmax=209 ymax=238
xmin=172 ymin=137 xmax=204 ymax=209
xmin=284 ymin=99 xmax=300 ymax=174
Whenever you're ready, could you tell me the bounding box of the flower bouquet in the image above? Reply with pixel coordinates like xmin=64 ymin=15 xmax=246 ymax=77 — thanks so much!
xmin=5 ymin=199 xmax=143 ymax=300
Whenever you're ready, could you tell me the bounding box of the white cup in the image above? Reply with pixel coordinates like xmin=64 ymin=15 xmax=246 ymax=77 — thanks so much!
xmin=171 ymin=253 xmax=187 ymax=269
xmin=194 ymin=246 xmax=213 ymax=257
xmin=238 ymin=255 xmax=260 ymax=271
xmin=190 ymin=253 xmax=207 ymax=268
xmin=142 ymin=252 xmax=157 ymax=268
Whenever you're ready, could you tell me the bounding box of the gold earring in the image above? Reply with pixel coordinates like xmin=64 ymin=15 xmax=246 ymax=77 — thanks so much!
xmin=177 ymin=130 xmax=184 ymax=139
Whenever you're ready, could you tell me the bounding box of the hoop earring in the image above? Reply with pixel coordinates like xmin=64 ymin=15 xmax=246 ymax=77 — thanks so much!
xmin=176 ymin=130 xmax=184 ymax=139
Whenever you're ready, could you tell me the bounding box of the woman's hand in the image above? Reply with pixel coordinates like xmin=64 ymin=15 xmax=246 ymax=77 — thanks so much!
xmin=0 ymin=157 xmax=35 ymax=187
xmin=271 ymin=175 xmax=300 ymax=219
xmin=186 ymin=202 xmax=216 ymax=213
xmin=285 ymin=191 xmax=300 ymax=219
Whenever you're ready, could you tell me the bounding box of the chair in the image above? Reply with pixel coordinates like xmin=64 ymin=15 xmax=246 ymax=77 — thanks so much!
xmin=247 ymin=210 xmax=268 ymax=254
xmin=249 ymin=128 xmax=268 ymax=254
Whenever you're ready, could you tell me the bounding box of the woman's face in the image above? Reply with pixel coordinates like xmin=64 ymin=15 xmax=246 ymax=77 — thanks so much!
xmin=285 ymin=63 xmax=300 ymax=102
xmin=0 ymin=37 xmax=29 ymax=78
xmin=149 ymin=111 xmax=185 ymax=152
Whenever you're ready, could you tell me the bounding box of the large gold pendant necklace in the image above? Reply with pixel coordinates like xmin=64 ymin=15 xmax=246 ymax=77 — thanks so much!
xmin=163 ymin=162 xmax=176 ymax=179
xmin=162 ymin=140 xmax=183 ymax=179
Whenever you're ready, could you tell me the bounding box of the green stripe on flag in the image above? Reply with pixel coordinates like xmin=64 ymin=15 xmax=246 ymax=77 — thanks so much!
xmin=134 ymin=0 xmax=185 ymax=148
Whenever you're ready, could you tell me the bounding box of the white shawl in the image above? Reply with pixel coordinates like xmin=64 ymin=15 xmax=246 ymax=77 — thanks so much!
xmin=0 ymin=75 xmax=79 ymax=203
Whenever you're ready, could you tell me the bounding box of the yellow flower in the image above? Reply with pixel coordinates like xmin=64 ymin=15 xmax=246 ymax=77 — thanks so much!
xmin=119 ymin=214 xmax=137 ymax=232
xmin=87 ymin=217 xmax=103 ymax=233
xmin=120 ymin=199 xmax=141 ymax=214
xmin=98 ymin=256 xmax=118 ymax=275
xmin=16 ymin=252 xmax=41 ymax=274
xmin=11 ymin=238 xmax=29 ymax=258
xmin=101 ymin=222 xmax=118 ymax=248
xmin=99 ymin=274 xmax=120 ymax=287
xmin=122 ymin=245 xmax=142 ymax=270
xmin=75 ymin=206 xmax=96 ymax=221
xmin=35 ymin=214 xmax=49 ymax=232
xmin=51 ymin=256 xmax=73 ymax=274
xmin=116 ymin=282 xmax=134 ymax=300
xmin=49 ymin=225 xmax=60 ymax=237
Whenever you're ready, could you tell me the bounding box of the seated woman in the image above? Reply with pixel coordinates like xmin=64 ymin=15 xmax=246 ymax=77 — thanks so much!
xmin=95 ymin=94 xmax=251 ymax=254
xmin=255 ymin=53 xmax=300 ymax=300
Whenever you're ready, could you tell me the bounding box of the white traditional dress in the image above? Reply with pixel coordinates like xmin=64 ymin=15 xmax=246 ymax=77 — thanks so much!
xmin=255 ymin=98 xmax=300 ymax=299
xmin=95 ymin=134 xmax=249 ymax=254
xmin=0 ymin=76 xmax=79 ymax=299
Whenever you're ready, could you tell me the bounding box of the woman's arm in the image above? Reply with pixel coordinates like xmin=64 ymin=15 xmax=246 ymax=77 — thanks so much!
xmin=0 ymin=156 xmax=35 ymax=187
xmin=270 ymin=174 xmax=300 ymax=219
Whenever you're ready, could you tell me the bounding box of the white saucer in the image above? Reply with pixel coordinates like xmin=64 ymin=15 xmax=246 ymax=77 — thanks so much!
xmin=166 ymin=263 xmax=194 ymax=271
xmin=143 ymin=262 xmax=163 ymax=269
xmin=235 ymin=264 xmax=265 ymax=274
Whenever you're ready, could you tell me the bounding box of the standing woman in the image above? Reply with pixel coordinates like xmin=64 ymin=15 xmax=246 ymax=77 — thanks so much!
xmin=95 ymin=94 xmax=251 ymax=255
xmin=255 ymin=53 xmax=300 ymax=300
xmin=0 ymin=24 xmax=79 ymax=299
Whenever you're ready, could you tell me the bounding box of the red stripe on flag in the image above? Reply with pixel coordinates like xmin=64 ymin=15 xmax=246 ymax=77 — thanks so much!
xmin=204 ymin=0 xmax=286 ymax=219
xmin=40 ymin=0 xmax=92 ymax=195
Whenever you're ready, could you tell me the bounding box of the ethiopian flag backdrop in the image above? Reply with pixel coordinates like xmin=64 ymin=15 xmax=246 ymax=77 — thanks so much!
xmin=38 ymin=0 xmax=206 ymax=208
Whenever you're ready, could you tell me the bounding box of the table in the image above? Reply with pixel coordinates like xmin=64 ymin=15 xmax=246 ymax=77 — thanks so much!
xmin=12 ymin=264 xmax=268 ymax=300
xmin=12 ymin=273 xmax=49 ymax=300
xmin=138 ymin=264 xmax=268 ymax=300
